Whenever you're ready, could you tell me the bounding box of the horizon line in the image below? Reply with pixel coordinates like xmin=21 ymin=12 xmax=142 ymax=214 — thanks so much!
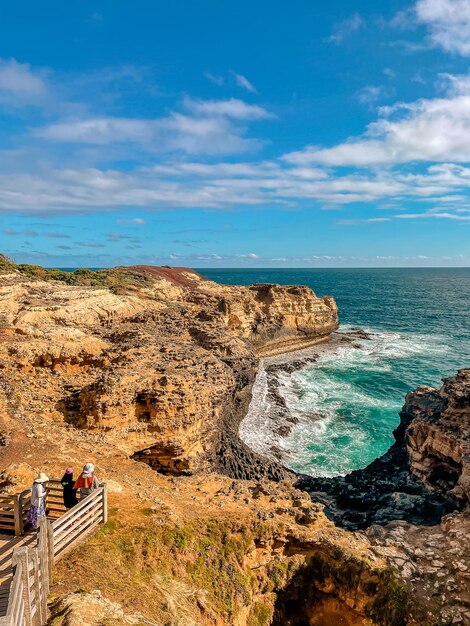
xmin=45 ymin=265 xmax=470 ymax=270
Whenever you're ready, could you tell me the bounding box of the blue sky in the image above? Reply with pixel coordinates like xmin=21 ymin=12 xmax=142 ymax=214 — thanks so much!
xmin=1 ymin=0 xmax=470 ymax=267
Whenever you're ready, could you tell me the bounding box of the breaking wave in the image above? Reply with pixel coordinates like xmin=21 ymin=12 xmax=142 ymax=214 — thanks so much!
xmin=240 ymin=326 xmax=453 ymax=477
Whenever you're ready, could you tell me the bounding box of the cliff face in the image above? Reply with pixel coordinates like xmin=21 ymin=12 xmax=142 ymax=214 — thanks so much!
xmin=404 ymin=370 xmax=470 ymax=503
xmin=297 ymin=370 xmax=470 ymax=530
xmin=2 ymin=261 xmax=469 ymax=625
xmin=0 ymin=265 xmax=338 ymax=476
xmin=219 ymin=283 xmax=338 ymax=356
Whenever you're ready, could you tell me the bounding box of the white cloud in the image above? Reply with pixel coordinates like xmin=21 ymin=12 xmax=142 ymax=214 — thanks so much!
xmin=3 ymin=156 xmax=470 ymax=214
xmin=328 ymin=14 xmax=364 ymax=43
xmin=158 ymin=112 xmax=263 ymax=154
xmin=38 ymin=117 xmax=152 ymax=144
xmin=129 ymin=250 xmax=469 ymax=267
xmin=357 ymin=85 xmax=395 ymax=105
xmin=395 ymin=207 xmax=470 ymax=220
xmin=415 ymin=0 xmax=470 ymax=56
xmin=116 ymin=217 xmax=145 ymax=224
xmin=0 ymin=58 xmax=48 ymax=106
xmin=284 ymin=79 xmax=470 ymax=166
xmin=169 ymin=252 xmax=261 ymax=263
xmin=438 ymin=72 xmax=470 ymax=96
xmin=150 ymin=160 xmax=325 ymax=180
xmin=388 ymin=7 xmax=416 ymax=30
xmin=36 ymin=98 xmax=272 ymax=154
xmin=230 ymin=71 xmax=258 ymax=94
xmin=79 ymin=241 xmax=105 ymax=248
xmin=204 ymin=72 xmax=224 ymax=86
xmin=182 ymin=97 xmax=272 ymax=120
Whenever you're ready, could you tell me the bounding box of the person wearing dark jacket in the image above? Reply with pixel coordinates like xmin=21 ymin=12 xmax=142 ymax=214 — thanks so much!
xmin=61 ymin=467 xmax=78 ymax=509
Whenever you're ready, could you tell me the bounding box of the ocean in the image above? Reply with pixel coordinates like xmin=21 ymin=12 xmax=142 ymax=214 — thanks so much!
xmin=198 ymin=268 xmax=470 ymax=477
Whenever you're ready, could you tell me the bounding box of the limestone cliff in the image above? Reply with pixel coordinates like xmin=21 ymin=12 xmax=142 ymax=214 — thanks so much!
xmin=404 ymin=370 xmax=470 ymax=503
xmin=0 ymin=263 xmax=338 ymax=476
xmin=1 ymin=259 xmax=469 ymax=625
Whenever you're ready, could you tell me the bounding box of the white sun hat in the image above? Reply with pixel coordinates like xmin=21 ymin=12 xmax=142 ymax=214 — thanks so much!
xmin=34 ymin=472 xmax=49 ymax=483
xmin=82 ymin=463 xmax=95 ymax=477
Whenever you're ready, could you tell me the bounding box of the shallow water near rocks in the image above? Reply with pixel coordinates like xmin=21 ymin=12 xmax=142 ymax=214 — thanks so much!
xmin=200 ymin=268 xmax=470 ymax=477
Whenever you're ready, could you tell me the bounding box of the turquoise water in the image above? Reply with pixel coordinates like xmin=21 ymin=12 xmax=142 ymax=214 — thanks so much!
xmin=198 ymin=268 xmax=470 ymax=476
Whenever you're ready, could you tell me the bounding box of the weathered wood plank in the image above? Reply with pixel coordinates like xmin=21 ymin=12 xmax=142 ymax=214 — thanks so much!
xmin=52 ymin=497 xmax=101 ymax=536
xmin=53 ymin=507 xmax=102 ymax=556
xmin=51 ymin=489 xmax=102 ymax=532
xmin=11 ymin=553 xmax=31 ymax=626
xmin=0 ymin=484 xmax=107 ymax=624
xmin=55 ymin=520 xmax=101 ymax=561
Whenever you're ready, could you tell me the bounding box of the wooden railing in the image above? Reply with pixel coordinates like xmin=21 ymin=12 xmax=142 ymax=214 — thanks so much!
xmin=0 ymin=484 xmax=107 ymax=626
xmin=0 ymin=518 xmax=50 ymax=626
xmin=51 ymin=486 xmax=107 ymax=560
xmin=0 ymin=494 xmax=22 ymax=537
xmin=1 ymin=479 xmax=74 ymax=537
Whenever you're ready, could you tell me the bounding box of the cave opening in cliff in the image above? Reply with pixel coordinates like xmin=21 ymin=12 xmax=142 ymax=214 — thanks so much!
xmin=135 ymin=391 xmax=153 ymax=423
xmin=270 ymin=553 xmax=399 ymax=626
xmin=426 ymin=456 xmax=462 ymax=493
xmin=272 ymin=594 xmax=366 ymax=626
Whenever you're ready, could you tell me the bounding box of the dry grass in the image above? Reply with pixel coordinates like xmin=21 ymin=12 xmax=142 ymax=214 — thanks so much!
xmin=51 ymin=507 xmax=265 ymax=625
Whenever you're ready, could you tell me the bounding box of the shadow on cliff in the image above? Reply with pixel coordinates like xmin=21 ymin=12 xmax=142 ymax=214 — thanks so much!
xmin=294 ymin=373 xmax=468 ymax=530
xmin=271 ymin=551 xmax=408 ymax=626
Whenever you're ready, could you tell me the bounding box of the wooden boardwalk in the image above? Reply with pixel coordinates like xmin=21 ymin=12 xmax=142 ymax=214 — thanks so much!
xmin=0 ymin=482 xmax=107 ymax=626
xmin=0 ymin=533 xmax=35 ymax=617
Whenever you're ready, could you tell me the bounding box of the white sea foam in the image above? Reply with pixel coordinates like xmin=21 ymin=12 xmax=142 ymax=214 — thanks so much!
xmin=238 ymin=360 xmax=280 ymax=457
xmin=239 ymin=326 xmax=451 ymax=477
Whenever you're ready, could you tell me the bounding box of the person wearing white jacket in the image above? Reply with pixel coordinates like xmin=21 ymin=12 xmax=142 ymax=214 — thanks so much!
xmin=28 ymin=472 xmax=49 ymax=529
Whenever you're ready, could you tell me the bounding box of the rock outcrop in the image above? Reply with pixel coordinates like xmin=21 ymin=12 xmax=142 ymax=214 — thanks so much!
xmin=297 ymin=369 xmax=470 ymax=530
xmin=48 ymin=591 xmax=145 ymax=626
xmin=404 ymin=370 xmax=470 ymax=503
xmin=0 ymin=263 xmax=338 ymax=476
xmin=219 ymin=283 xmax=338 ymax=356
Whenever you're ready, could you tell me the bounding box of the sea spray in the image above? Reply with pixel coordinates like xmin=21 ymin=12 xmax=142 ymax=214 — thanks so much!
xmin=240 ymin=326 xmax=454 ymax=477
xmin=216 ymin=268 xmax=470 ymax=478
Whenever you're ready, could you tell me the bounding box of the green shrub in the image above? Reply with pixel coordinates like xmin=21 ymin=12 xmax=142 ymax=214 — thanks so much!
xmin=141 ymin=507 xmax=155 ymax=517
xmin=368 ymin=569 xmax=409 ymax=626
xmin=95 ymin=518 xmax=121 ymax=536
xmin=247 ymin=601 xmax=273 ymax=626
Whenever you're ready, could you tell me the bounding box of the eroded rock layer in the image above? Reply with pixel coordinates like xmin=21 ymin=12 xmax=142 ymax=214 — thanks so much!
xmin=1 ymin=260 xmax=469 ymax=625
xmin=0 ymin=264 xmax=338 ymax=476
xmin=405 ymin=370 xmax=470 ymax=502
xmin=297 ymin=369 xmax=470 ymax=530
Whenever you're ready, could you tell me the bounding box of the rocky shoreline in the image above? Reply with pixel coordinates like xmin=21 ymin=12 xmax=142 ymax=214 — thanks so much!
xmin=2 ymin=260 xmax=469 ymax=625
xmin=240 ymin=332 xmax=468 ymax=530
xmin=239 ymin=328 xmax=378 ymax=463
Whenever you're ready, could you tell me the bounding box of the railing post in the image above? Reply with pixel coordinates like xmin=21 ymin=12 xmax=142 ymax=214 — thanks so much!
xmin=37 ymin=517 xmax=49 ymax=592
xmin=12 ymin=548 xmax=33 ymax=626
xmin=102 ymin=483 xmax=108 ymax=524
xmin=13 ymin=494 xmax=23 ymax=536
xmin=45 ymin=519 xmax=54 ymax=580
xmin=30 ymin=550 xmax=44 ymax=626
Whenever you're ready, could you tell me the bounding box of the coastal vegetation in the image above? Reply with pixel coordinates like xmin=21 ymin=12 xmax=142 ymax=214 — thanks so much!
xmin=0 ymin=260 xmax=468 ymax=625
xmin=0 ymin=254 xmax=153 ymax=293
